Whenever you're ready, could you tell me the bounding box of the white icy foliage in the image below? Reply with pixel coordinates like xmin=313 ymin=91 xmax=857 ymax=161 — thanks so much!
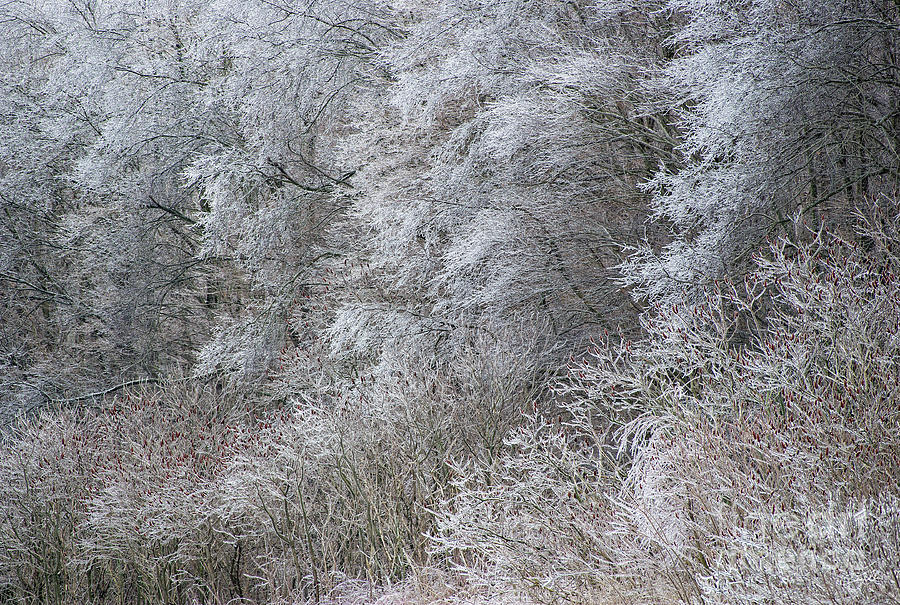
xmin=0 ymin=0 xmax=217 ymax=406
xmin=1 ymin=1 xmax=899 ymax=603
xmin=188 ymin=0 xmax=398 ymax=379
xmin=628 ymin=0 xmax=900 ymax=303
xmin=332 ymin=0 xmax=677 ymax=385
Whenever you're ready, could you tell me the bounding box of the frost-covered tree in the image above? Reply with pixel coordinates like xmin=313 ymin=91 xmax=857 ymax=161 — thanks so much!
xmin=56 ymin=0 xmax=217 ymax=375
xmin=185 ymin=0 xmax=399 ymax=385
xmin=0 ymin=1 xmax=119 ymax=416
xmin=0 ymin=8 xmax=67 ymax=421
xmin=329 ymin=0 xmax=680 ymax=387
xmin=627 ymin=0 xmax=900 ymax=303
xmin=2 ymin=0 xmax=235 ymax=412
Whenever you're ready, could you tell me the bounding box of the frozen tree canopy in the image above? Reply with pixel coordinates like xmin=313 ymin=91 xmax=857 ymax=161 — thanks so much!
xmin=1 ymin=0 xmax=898 ymax=603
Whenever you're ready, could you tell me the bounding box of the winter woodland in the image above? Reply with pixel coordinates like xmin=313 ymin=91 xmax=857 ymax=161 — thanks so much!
xmin=1 ymin=0 xmax=899 ymax=603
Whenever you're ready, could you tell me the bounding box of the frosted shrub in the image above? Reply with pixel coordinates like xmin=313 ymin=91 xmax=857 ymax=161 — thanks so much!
xmin=0 ymin=381 xmax=245 ymax=604
xmin=217 ymin=326 xmax=550 ymax=601
xmin=0 ymin=325 xmax=548 ymax=604
xmin=0 ymin=411 xmax=90 ymax=604
xmin=434 ymin=207 xmax=900 ymax=604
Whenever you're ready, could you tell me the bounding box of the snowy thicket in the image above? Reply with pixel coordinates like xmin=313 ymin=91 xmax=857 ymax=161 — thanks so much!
xmin=435 ymin=212 xmax=900 ymax=603
xmin=1 ymin=0 xmax=898 ymax=604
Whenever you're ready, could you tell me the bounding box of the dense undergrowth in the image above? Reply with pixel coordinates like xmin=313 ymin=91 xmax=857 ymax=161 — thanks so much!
xmin=3 ymin=207 xmax=899 ymax=604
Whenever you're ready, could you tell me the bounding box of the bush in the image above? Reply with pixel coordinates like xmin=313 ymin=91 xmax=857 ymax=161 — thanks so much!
xmin=433 ymin=206 xmax=900 ymax=604
xmin=0 ymin=381 xmax=243 ymax=604
xmin=0 ymin=328 xmax=546 ymax=604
